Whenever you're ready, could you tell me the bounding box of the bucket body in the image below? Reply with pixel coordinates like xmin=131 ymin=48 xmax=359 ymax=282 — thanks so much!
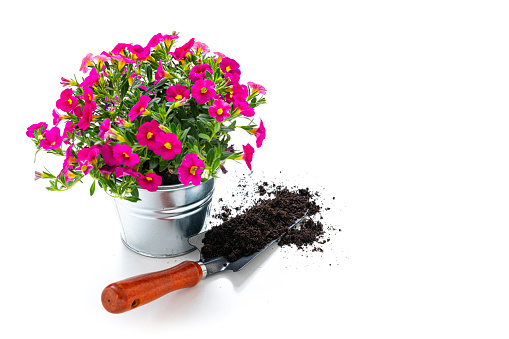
xmin=113 ymin=178 xmax=216 ymax=257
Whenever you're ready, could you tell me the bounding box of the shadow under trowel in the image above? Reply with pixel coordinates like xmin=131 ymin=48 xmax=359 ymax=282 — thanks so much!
xmin=206 ymin=243 xmax=281 ymax=292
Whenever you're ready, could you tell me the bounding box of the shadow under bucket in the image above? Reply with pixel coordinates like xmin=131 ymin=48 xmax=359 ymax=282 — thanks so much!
xmin=113 ymin=178 xmax=216 ymax=257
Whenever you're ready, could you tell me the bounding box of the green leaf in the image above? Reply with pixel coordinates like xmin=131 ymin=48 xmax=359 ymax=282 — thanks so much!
xmin=149 ymin=156 xmax=159 ymax=169
xmin=90 ymin=181 xmax=96 ymax=196
xmin=146 ymin=65 xmax=153 ymax=82
xmin=198 ymin=133 xmax=210 ymax=141
xmin=206 ymin=148 xmax=215 ymax=165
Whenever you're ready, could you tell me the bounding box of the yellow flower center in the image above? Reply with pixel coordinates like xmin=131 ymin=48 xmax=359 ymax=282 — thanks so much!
xmin=226 ymin=66 xmax=231 ymax=73
xmin=200 ymin=87 xmax=208 ymax=94
xmin=217 ymin=108 xmax=223 ymax=115
xmin=81 ymin=164 xmax=87 ymax=171
xmin=51 ymin=141 xmax=56 ymax=146
xmin=67 ymin=98 xmax=72 ymax=105
xmin=164 ymin=142 xmax=172 ymax=150
xmin=123 ymin=152 xmax=129 ymax=158
xmin=189 ymin=165 xmax=198 ymax=175
xmin=175 ymin=94 xmax=183 ymax=100
xmin=147 ymin=132 xmax=153 ymax=139
xmin=146 ymin=176 xmax=153 ymax=181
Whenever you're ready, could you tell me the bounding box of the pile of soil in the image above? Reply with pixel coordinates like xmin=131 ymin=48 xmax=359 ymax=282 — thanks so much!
xmin=201 ymin=180 xmax=335 ymax=262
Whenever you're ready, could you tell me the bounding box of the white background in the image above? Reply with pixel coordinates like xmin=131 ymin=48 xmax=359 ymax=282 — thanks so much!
xmin=2 ymin=0 xmax=509 ymax=338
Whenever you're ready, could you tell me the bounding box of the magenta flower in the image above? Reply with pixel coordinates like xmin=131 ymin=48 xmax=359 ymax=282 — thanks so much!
xmin=111 ymin=54 xmax=135 ymax=70
xmin=62 ymin=121 xmax=76 ymax=144
xmin=56 ymin=88 xmax=78 ymax=112
xmin=113 ymin=144 xmax=140 ymax=167
xmin=52 ymin=109 xmax=69 ymax=126
xmin=166 ymin=84 xmax=190 ymax=103
xmin=77 ymin=145 xmax=101 ymax=165
xmin=98 ymin=118 xmax=118 ymax=140
xmin=155 ymin=60 xmax=172 ymax=84
xmin=247 ymin=82 xmax=267 ymax=95
xmin=152 ymin=132 xmax=183 ymax=160
xmin=127 ymin=44 xmax=151 ymax=61
xmin=81 ymin=86 xmax=94 ymax=104
xmin=208 ymin=99 xmax=231 ymax=122
xmin=136 ymin=120 xmax=161 ymax=149
xmin=94 ymin=53 xmax=111 ymax=67
xmin=189 ymin=64 xmax=212 ymax=82
xmin=214 ymin=52 xmax=226 ymax=63
xmin=220 ymin=57 xmax=241 ymax=76
xmin=79 ymin=53 xmax=94 ymax=73
xmin=242 ymin=144 xmax=255 ymax=171
xmin=101 ymin=143 xmax=117 ymax=166
xmin=193 ymin=41 xmax=210 ymax=54
xmin=146 ymin=33 xmax=164 ymax=48
xmin=75 ymin=160 xmax=93 ymax=175
xmin=99 ymin=165 xmax=115 ymax=179
xmin=128 ymin=95 xmax=151 ymax=121
xmin=26 ymin=122 xmax=47 ymax=138
xmin=191 ymin=79 xmax=216 ymax=105
xmin=60 ymin=77 xmax=77 ymax=87
xmin=137 ymin=172 xmax=162 ymax=192
xmin=115 ymin=166 xmax=141 ymax=179
xmin=79 ymin=67 xmax=100 ymax=88
xmin=171 ymin=38 xmax=195 ymax=61
xmin=233 ymin=99 xmax=255 ymax=117
xmin=59 ymin=144 xmax=77 ymax=181
xmin=78 ymin=101 xmax=96 ymax=130
xmin=178 ymin=153 xmax=205 ymax=186
xmin=162 ymin=34 xmax=179 ymax=47
xmin=111 ymin=43 xmax=130 ymax=55
xmin=40 ymin=127 xmax=63 ymax=150
xmin=253 ymin=119 xmax=266 ymax=148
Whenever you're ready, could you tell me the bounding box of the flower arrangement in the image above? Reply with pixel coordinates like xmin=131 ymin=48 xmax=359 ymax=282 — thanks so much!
xmin=27 ymin=32 xmax=267 ymax=202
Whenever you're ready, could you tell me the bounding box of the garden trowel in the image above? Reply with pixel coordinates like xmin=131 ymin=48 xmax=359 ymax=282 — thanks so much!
xmin=101 ymin=213 xmax=307 ymax=313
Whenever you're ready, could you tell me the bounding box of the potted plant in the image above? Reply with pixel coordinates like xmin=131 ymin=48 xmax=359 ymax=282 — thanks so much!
xmin=26 ymin=32 xmax=267 ymax=257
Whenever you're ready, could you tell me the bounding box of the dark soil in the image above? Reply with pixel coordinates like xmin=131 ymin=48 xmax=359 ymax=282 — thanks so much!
xmin=201 ymin=182 xmax=332 ymax=262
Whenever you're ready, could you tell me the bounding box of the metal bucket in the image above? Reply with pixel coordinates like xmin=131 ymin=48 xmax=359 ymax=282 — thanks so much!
xmin=112 ymin=178 xmax=216 ymax=258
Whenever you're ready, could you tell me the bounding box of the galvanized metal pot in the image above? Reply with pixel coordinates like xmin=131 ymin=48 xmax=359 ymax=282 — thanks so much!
xmin=113 ymin=178 xmax=216 ymax=258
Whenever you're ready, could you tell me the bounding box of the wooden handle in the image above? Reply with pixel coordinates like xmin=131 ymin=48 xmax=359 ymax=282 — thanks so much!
xmin=101 ymin=261 xmax=203 ymax=314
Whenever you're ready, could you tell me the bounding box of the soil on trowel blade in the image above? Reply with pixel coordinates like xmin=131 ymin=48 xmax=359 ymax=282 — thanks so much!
xmin=201 ymin=182 xmax=328 ymax=262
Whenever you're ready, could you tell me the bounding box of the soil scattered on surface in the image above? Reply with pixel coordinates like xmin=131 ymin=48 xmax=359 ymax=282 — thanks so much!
xmin=201 ymin=177 xmax=340 ymax=262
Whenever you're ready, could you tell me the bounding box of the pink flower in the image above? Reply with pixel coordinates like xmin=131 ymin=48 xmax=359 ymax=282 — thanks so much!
xmin=166 ymin=84 xmax=190 ymax=103
xmin=152 ymin=132 xmax=183 ymax=160
xmin=155 ymin=60 xmax=173 ymax=84
xmin=171 ymin=38 xmax=195 ymax=61
xmin=191 ymin=79 xmax=216 ymax=105
xmin=115 ymin=166 xmax=141 ymax=179
xmin=52 ymin=109 xmax=68 ymax=126
xmin=99 ymin=165 xmax=115 ymax=179
xmin=189 ymin=64 xmax=212 ymax=82
xmin=162 ymin=34 xmax=179 ymax=47
xmin=56 ymin=88 xmax=78 ymax=112
xmin=247 ymin=82 xmax=267 ymax=95
xmin=60 ymin=77 xmax=77 ymax=87
xmin=101 ymin=143 xmax=117 ymax=166
xmin=242 ymin=144 xmax=255 ymax=171
xmin=136 ymin=120 xmax=161 ymax=149
xmin=214 ymin=52 xmax=226 ymax=63
xmin=137 ymin=172 xmax=162 ymax=192
xmin=178 ymin=153 xmax=205 ymax=186
xmin=128 ymin=95 xmax=151 ymax=121
xmin=62 ymin=121 xmax=76 ymax=144
xmin=208 ymin=99 xmax=231 ymax=122
xmin=220 ymin=57 xmax=241 ymax=76
xmin=193 ymin=41 xmax=210 ymax=54
xmin=75 ymin=160 xmax=93 ymax=175
xmin=146 ymin=33 xmax=164 ymax=48
xmin=79 ymin=67 xmax=100 ymax=88
xmin=112 ymin=144 xmax=140 ymax=167
xmin=111 ymin=43 xmax=130 ymax=55
xmin=79 ymin=53 xmax=94 ymax=73
xmin=94 ymin=52 xmax=111 ymax=66
xmin=111 ymin=54 xmax=135 ymax=70
xmin=59 ymin=144 xmax=77 ymax=180
xmin=81 ymin=86 xmax=94 ymax=104
xmin=78 ymin=101 xmax=96 ymax=130
xmin=253 ymin=119 xmax=266 ymax=148
xmin=26 ymin=122 xmax=47 ymax=138
xmin=127 ymin=44 xmax=151 ymax=61
xmin=98 ymin=118 xmax=118 ymax=140
xmin=233 ymin=99 xmax=255 ymax=117
xmin=77 ymin=145 xmax=101 ymax=165
xmin=40 ymin=127 xmax=63 ymax=150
